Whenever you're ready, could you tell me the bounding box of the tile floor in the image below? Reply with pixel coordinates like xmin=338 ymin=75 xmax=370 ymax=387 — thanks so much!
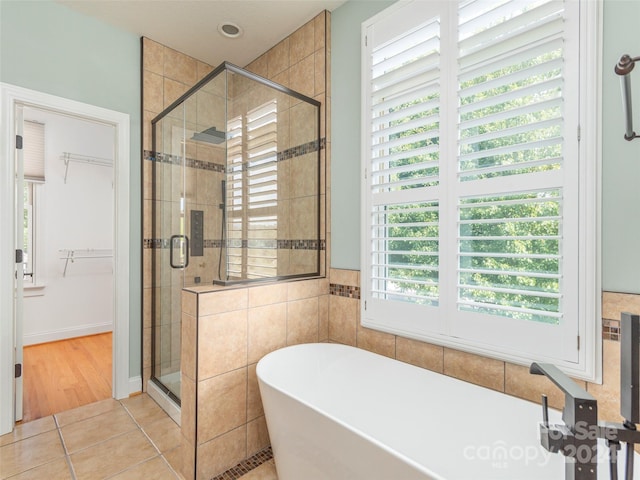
xmin=0 ymin=394 xmax=278 ymax=480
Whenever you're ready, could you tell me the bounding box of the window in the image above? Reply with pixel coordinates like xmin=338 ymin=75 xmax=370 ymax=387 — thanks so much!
xmin=362 ymin=0 xmax=600 ymax=378
xmin=23 ymin=182 xmax=34 ymax=282
xmin=22 ymin=120 xmax=45 ymax=285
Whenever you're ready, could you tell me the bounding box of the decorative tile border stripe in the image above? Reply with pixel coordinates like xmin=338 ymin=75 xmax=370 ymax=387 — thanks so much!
xmin=143 ymin=238 xmax=169 ymax=249
xmin=144 ymin=238 xmax=325 ymax=250
xmin=143 ymin=150 xmax=225 ymax=172
xmin=277 ymin=137 xmax=325 ymax=161
xmin=210 ymin=446 xmax=273 ymax=480
xmin=330 ymin=283 xmax=361 ymax=299
xmin=603 ymin=318 xmax=621 ymax=341
xmin=144 ymin=137 xmax=324 ymax=173
xmin=203 ymin=239 xmax=224 ymax=248
xmin=277 ymin=239 xmax=324 ymax=250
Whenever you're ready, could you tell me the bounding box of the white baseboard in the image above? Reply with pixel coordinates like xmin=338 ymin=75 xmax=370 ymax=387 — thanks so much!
xmin=23 ymin=322 xmax=112 ymax=346
xmin=128 ymin=375 xmax=142 ymax=395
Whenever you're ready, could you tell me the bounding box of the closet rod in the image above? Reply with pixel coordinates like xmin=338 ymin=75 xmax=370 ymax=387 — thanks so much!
xmin=59 ymin=249 xmax=113 ymax=277
xmin=615 ymin=54 xmax=640 ymax=141
xmin=61 ymin=152 xmax=113 ymax=183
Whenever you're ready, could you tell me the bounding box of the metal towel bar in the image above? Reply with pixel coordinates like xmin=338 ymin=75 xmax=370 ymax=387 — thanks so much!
xmin=615 ymin=54 xmax=640 ymax=141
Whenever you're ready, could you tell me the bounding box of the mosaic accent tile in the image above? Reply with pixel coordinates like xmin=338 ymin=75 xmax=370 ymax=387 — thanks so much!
xmin=277 ymin=137 xmax=325 ymax=161
xmin=277 ymin=239 xmax=324 ymax=250
xmin=143 ymin=150 xmax=225 ymax=172
xmin=144 ymin=238 xmax=325 ymax=250
xmin=330 ymin=283 xmax=361 ymax=299
xmin=603 ymin=318 xmax=621 ymax=341
xmin=203 ymin=239 xmax=224 ymax=248
xmin=186 ymin=158 xmax=226 ymax=172
xmin=143 ymin=238 xmax=170 ymax=249
xmin=144 ymin=137 xmax=325 ymax=173
xmin=210 ymin=446 xmax=273 ymax=480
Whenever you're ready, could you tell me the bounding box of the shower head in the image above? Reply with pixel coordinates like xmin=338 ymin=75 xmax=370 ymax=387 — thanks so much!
xmin=191 ymin=126 xmax=226 ymax=145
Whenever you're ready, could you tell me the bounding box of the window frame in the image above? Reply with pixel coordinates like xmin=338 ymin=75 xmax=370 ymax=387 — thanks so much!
xmin=360 ymin=0 xmax=602 ymax=381
xmin=22 ymin=119 xmax=46 ymax=292
xmin=23 ymin=181 xmax=34 ymax=283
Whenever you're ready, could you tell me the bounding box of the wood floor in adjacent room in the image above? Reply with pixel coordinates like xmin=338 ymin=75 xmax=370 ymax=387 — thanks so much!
xmin=21 ymin=332 xmax=112 ymax=423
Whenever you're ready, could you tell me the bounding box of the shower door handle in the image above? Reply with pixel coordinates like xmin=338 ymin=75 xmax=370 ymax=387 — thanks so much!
xmin=170 ymin=235 xmax=190 ymax=269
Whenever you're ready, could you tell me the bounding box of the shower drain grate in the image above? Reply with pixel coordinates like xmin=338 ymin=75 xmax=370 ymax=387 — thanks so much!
xmin=210 ymin=446 xmax=273 ymax=480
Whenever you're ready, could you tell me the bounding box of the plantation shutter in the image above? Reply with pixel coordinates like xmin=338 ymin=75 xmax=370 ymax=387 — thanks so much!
xmin=226 ymin=101 xmax=279 ymax=280
xmin=451 ymin=0 xmax=580 ymax=362
xmin=363 ymin=0 xmax=584 ymax=365
xmin=363 ymin=1 xmax=447 ymax=333
xmin=245 ymin=100 xmax=278 ymax=279
xmin=23 ymin=120 xmax=45 ymax=182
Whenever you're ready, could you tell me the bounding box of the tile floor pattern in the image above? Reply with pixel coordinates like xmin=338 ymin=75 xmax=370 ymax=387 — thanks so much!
xmin=0 ymin=394 xmax=278 ymax=480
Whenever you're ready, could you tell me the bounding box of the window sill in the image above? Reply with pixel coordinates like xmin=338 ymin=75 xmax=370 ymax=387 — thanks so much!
xmin=24 ymin=284 xmax=45 ymax=297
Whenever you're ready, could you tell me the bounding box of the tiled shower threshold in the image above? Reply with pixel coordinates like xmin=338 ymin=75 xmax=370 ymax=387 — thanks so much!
xmin=147 ymin=377 xmax=181 ymax=426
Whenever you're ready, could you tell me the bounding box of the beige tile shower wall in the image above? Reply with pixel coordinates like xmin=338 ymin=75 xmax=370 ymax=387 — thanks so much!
xmin=188 ymin=277 xmax=329 ymax=479
xmin=142 ymin=38 xmax=217 ymax=390
xmin=328 ymin=268 xmax=637 ymax=425
xmin=245 ymin=11 xmax=330 ymax=277
xmin=143 ymin=10 xmax=329 ymax=386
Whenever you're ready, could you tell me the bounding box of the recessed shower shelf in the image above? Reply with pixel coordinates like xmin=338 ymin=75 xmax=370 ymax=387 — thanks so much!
xmin=61 ymin=152 xmax=113 ymax=183
xmin=59 ymin=249 xmax=113 ymax=277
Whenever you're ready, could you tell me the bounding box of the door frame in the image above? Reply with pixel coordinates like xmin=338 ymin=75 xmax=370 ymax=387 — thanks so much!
xmin=0 ymin=83 xmax=131 ymax=435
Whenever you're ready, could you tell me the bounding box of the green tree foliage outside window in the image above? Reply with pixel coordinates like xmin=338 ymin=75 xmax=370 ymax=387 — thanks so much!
xmin=379 ymin=50 xmax=563 ymax=324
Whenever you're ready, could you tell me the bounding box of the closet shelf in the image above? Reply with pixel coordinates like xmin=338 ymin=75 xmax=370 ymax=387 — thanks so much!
xmin=61 ymin=152 xmax=113 ymax=183
xmin=59 ymin=249 xmax=113 ymax=277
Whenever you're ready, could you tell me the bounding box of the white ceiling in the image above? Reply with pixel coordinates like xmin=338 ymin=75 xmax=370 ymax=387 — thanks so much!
xmin=56 ymin=0 xmax=346 ymax=68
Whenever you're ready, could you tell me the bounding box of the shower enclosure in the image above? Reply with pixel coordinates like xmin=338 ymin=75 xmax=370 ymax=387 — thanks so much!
xmin=149 ymin=62 xmax=321 ymax=403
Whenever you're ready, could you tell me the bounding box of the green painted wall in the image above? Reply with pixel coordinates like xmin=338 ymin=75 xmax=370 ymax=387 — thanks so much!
xmin=330 ymin=0 xmax=395 ymax=270
xmin=331 ymin=0 xmax=640 ymax=294
xmin=601 ymin=0 xmax=640 ymax=293
xmin=0 ymin=1 xmax=142 ymax=375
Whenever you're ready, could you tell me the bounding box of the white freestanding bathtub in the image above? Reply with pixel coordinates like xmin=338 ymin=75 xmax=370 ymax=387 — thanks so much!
xmin=257 ymin=343 xmax=640 ymax=480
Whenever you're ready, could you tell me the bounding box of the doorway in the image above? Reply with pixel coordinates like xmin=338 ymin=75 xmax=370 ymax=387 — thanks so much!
xmin=0 ymin=83 xmax=131 ymax=435
xmin=19 ymin=105 xmax=115 ymax=422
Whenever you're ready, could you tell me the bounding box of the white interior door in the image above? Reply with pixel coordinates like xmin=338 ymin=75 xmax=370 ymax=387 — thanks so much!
xmin=14 ymin=104 xmax=24 ymax=422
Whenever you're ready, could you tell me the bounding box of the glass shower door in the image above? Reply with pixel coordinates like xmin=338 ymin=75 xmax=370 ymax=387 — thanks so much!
xmin=151 ymin=103 xmax=188 ymax=403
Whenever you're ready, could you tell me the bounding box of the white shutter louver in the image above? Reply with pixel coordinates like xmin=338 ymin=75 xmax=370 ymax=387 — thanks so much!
xmin=458 ymin=0 xmax=565 ymax=181
xmin=363 ymin=0 xmax=590 ymax=369
xmin=457 ymin=190 xmax=562 ymax=324
xmin=370 ymin=17 xmax=441 ymax=193
xmin=455 ymin=0 xmax=569 ymax=326
xmin=371 ymin=202 xmax=439 ymax=306
xmin=226 ymin=101 xmax=278 ymax=280
xmin=246 ymin=100 xmax=278 ymax=279
xmin=368 ymin=8 xmax=442 ymax=307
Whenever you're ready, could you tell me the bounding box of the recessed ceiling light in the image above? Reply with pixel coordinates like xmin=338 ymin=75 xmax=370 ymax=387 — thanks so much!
xmin=218 ymin=22 xmax=243 ymax=39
